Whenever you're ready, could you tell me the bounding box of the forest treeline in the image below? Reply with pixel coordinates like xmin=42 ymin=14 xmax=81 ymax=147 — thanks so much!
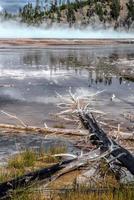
xmin=0 ymin=0 xmax=134 ymax=29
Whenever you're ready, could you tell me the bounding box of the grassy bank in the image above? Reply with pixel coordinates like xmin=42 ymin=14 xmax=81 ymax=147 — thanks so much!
xmin=0 ymin=147 xmax=133 ymax=200
xmin=0 ymin=145 xmax=67 ymax=183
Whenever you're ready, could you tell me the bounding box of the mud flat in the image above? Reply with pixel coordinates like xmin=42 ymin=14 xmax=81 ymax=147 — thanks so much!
xmin=0 ymin=38 xmax=134 ymax=48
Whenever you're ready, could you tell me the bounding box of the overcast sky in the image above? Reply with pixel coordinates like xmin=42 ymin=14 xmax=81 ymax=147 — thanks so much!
xmin=0 ymin=0 xmax=36 ymax=12
xmin=0 ymin=1 xmax=76 ymax=12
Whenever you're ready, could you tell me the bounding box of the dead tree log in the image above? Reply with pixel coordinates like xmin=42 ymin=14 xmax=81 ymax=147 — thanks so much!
xmin=0 ymin=123 xmax=87 ymax=136
xmin=79 ymin=112 xmax=134 ymax=175
xmin=0 ymin=159 xmax=74 ymax=199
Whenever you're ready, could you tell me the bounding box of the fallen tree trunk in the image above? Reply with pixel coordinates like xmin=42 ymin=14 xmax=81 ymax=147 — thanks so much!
xmin=0 ymin=123 xmax=87 ymax=136
xmin=0 ymin=123 xmax=133 ymax=140
xmin=0 ymin=159 xmax=74 ymax=199
xmin=79 ymin=112 xmax=134 ymax=175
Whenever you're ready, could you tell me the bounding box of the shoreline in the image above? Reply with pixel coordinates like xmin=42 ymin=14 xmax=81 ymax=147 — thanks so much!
xmin=0 ymin=38 xmax=134 ymax=48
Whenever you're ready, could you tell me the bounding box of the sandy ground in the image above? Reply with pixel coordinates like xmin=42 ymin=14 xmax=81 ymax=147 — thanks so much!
xmin=0 ymin=39 xmax=134 ymax=47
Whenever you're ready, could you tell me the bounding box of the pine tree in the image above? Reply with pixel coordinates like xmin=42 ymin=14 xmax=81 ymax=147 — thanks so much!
xmin=110 ymin=0 xmax=120 ymax=20
xmin=126 ymin=0 xmax=134 ymax=20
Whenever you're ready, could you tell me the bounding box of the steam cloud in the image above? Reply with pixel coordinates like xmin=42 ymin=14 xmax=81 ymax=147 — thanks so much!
xmin=0 ymin=20 xmax=134 ymax=39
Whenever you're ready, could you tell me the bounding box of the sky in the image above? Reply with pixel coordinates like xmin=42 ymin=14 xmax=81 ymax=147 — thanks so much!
xmin=0 ymin=1 xmax=75 ymax=12
xmin=0 ymin=1 xmax=71 ymax=12
xmin=0 ymin=0 xmax=36 ymax=12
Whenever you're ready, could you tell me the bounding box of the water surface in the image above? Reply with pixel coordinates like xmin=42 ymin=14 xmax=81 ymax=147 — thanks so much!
xmin=0 ymin=45 xmax=133 ymax=162
xmin=0 ymin=45 xmax=133 ymax=124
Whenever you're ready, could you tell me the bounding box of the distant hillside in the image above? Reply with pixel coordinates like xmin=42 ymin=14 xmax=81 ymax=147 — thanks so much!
xmin=44 ymin=0 xmax=134 ymax=30
xmin=1 ymin=0 xmax=134 ymax=30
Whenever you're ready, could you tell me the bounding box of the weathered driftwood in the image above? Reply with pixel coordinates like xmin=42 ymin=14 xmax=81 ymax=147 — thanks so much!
xmin=113 ymin=131 xmax=134 ymax=140
xmin=79 ymin=112 xmax=134 ymax=175
xmin=0 ymin=123 xmax=133 ymax=140
xmin=0 ymin=123 xmax=87 ymax=136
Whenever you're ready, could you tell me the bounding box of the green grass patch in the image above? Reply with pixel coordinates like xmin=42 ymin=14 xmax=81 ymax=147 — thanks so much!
xmin=8 ymin=149 xmax=37 ymax=169
xmin=0 ymin=145 xmax=67 ymax=183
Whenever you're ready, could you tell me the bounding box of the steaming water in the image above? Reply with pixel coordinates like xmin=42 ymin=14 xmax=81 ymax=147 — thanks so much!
xmin=0 ymin=45 xmax=133 ymax=124
xmin=0 ymin=45 xmax=134 ymax=163
xmin=0 ymin=21 xmax=134 ymax=38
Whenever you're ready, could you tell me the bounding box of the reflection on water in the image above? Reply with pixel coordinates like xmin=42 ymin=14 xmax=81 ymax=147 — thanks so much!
xmin=0 ymin=45 xmax=133 ymax=125
xmin=0 ymin=45 xmax=133 ymax=161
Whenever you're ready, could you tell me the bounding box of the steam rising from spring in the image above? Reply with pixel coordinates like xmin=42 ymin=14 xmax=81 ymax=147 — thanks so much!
xmin=0 ymin=20 xmax=134 ymax=39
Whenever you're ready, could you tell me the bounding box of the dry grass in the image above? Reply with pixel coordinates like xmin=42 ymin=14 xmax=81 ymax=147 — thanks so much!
xmin=58 ymin=188 xmax=134 ymax=200
xmin=11 ymin=188 xmax=46 ymax=200
xmin=0 ymin=145 xmax=67 ymax=183
xmin=8 ymin=149 xmax=37 ymax=169
xmin=9 ymin=184 xmax=134 ymax=200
